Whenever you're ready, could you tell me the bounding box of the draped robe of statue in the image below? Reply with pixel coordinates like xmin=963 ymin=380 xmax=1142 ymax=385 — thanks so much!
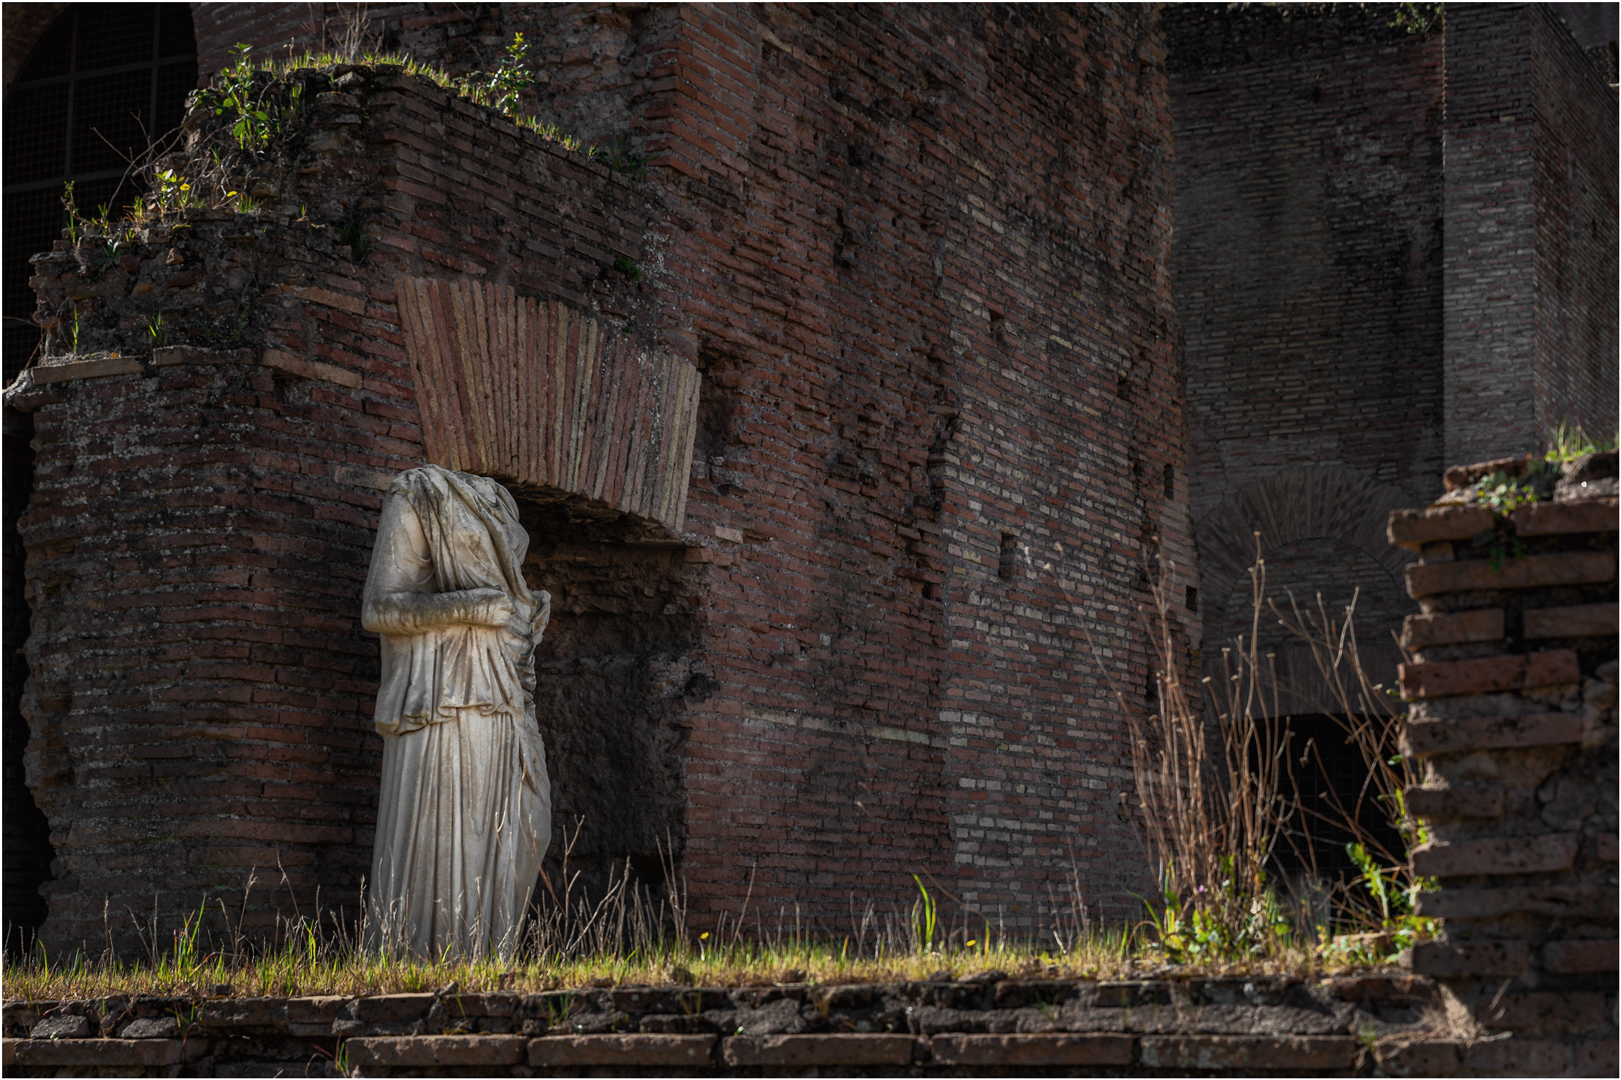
xmin=361 ymin=464 xmax=552 ymax=959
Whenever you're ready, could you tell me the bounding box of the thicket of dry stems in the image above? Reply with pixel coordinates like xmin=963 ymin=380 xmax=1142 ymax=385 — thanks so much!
xmin=1127 ymin=541 xmax=1419 ymax=961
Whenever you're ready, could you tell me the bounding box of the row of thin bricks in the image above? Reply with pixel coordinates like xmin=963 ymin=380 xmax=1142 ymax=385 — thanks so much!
xmin=397 ymin=277 xmax=700 ymax=529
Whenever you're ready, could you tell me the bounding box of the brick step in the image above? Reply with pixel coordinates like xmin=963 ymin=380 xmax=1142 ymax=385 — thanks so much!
xmin=1406 ymin=551 xmax=1614 ymax=597
xmin=1398 ymin=649 xmax=1579 ymax=699
xmin=1402 ymin=709 xmax=1592 ymax=755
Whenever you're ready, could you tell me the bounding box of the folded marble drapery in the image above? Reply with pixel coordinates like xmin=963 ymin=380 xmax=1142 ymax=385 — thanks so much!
xmin=361 ymin=464 xmax=552 ymax=960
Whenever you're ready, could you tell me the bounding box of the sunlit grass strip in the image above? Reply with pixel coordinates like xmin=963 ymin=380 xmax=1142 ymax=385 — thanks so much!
xmin=1 ymin=926 xmax=1381 ymax=1004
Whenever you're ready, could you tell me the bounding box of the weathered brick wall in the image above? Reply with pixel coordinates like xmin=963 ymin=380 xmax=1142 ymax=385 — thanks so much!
xmin=11 ymin=67 xmax=658 ymax=951
xmin=637 ymin=5 xmax=1187 ymax=925
xmin=15 ymin=5 xmax=1189 ymax=948
xmin=1442 ymin=3 xmax=1619 ymax=467
xmin=1529 ymin=4 xmax=1619 ymax=445
xmin=1165 ymin=4 xmax=1441 ymax=686
xmin=1440 ymin=4 xmax=1538 ymax=468
xmin=1389 ymin=452 xmax=1617 ymax=1058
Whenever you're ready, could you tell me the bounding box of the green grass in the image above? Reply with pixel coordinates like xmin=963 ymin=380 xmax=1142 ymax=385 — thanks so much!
xmin=2 ymin=923 xmax=1371 ymax=1003
xmin=1544 ymin=419 xmax=1619 ymax=464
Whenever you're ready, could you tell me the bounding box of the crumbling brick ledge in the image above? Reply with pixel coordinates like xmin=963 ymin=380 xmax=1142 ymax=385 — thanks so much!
xmin=2 ymin=972 xmax=1614 ymax=1077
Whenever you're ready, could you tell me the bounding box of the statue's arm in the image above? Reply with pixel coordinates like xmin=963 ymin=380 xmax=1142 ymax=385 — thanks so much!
xmin=361 ymin=493 xmax=514 ymax=635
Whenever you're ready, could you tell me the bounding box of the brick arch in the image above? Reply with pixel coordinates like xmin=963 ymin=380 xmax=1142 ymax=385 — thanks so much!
xmin=1194 ymin=466 xmax=1418 ymax=645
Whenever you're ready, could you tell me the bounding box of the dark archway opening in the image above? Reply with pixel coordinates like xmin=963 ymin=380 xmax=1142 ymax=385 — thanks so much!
xmin=1271 ymin=713 xmax=1405 ymax=887
xmin=515 ymin=495 xmax=709 ymax=913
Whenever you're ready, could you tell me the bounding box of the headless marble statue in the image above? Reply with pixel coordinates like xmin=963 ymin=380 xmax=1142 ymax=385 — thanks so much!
xmin=361 ymin=464 xmax=552 ymax=959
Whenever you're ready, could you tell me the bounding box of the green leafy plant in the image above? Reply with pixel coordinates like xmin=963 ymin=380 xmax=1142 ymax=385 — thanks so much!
xmin=148 ymin=312 xmax=168 ymax=349
xmin=612 ymin=255 xmax=642 ymax=283
xmin=1322 ymin=842 xmax=1437 ymax=966
xmin=464 ymin=33 xmax=533 ymax=119
xmin=1137 ymin=857 xmax=1295 ymax=966
xmin=1470 ymin=463 xmax=1547 ymax=569
xmin=211 ymin=44 xmax=277 ymax=152
xmin=1391 ymin=3 xmax=1444 ymax=34
xmin=149 ymin=168 xmax=197 ymax=213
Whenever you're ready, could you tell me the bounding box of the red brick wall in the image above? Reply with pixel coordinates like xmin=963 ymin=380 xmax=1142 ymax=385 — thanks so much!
xmin=635 ymin=5 xmax=1185 ymax=927
xmin=1530 ymin=4 xmax=1619 ymax=445
xmin=1165 ymin=4 xmax=1442 ymax=685
xmin=1441 ymin=4 xmax=1539 ymax=467
xmin=17 ymin=4 xmax=1187 ymax=949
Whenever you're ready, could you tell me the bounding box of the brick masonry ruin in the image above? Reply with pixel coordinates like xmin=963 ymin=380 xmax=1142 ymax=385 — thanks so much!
xmin=1 ymin=0 xmax=1615 ymax=985
xmin=0 ymin=4 xmax=1616 ymax=1076
xmin=1388 ymin=452 xmax=1617 ymax=1035
xmin=5 ymin=4 xmax=1194 ymax=953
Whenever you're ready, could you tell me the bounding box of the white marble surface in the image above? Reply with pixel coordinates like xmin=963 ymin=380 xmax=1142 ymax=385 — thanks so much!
xmin=360 ymin=465 xmax=551 ymax=959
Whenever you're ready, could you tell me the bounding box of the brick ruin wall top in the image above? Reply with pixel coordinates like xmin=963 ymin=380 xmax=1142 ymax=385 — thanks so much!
xmin=1388 ymin=449 xmax=1617 ymax=1048
xmin=10 ymin=4 xmax=1189 ymax=952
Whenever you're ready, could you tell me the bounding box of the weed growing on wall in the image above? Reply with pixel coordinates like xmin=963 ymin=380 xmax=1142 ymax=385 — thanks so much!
xmin=1544 ymin=418 xmax=1619 ymax=463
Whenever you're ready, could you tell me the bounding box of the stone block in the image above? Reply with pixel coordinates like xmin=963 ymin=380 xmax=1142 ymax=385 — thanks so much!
xmin=1543 ymin=940 xmax=1619 ymax=974
xmin=989 ymin=980 xmax=1080 ymax=1009
xmin=1093 ymin=980 xmax=1170 ymax=1006
xmin=198 ymin=997 xmax=279 ymax=1028
xmin=2 ymin=1003 xmax=48 ymax=1038
xmin=1399 ymin=650 xmax=1579 ymax=699
xmin=1576 ymin=1038 xmax=1619 ymax=1076
xmin=1415 ymin=885 xmax=1616 ymax=920
xmin=1515 ymin=498 xmax=1619 ymax=536
xmin=1406 ymin=552 xmax=1615 ymax=597
xmin=1327 ymin=975 xmax=1434 ymax=1004
xmin=30 ymin=1014 xmax=91 ymax=1039
xmin=1411 ymin=834 xmax=1577 ymax=877
xmin=1410 ymin=940 xmax=1530 ymax=977
xmin=261 ymin=348 xmax=363 ymax=389
xmin=1388 ymin=506 xmax=1496 ymax=550
xmin=443 ymin=993 xmax=517 ymax=1019
xmin=1376 ymin=1038 xmax=1461 ymax=1076
xmin=1403 ymin=785 xmax=1504 ymax=818
xmin=1403 ymin=711 xmax=1589 ymax=755
xmin=1138 ymin=1035 xmax=1358 ymax=1071
xmin=1402 ymin=608 xmax=1505 ymax=648
xmin=287 ymin=997 xmax=345 ymax=1024
xmin=931 ymin=1034 xmax=1134 ymax=1066
xmin=528 ymin=1033 xmax=717 ymax=1067
xmin=1524 ymin=602 xmax=1619 ymax=639
xmin=6 ymin=1037 xmax=207 ymax=1067
xmin=1444 ymin=457 xmax=1536 ymax=493
xmin=119 ymin=1016 xmax=179 ymax=1038
xmin=349 ymin=994 xmax=436 ymax=1024
xmin=346 ymin=1035 xmax=527 ymax=1068
xmin=29 ymin=356 xmax=145 ymax=383
xmin=1462 ymin=1038 xmax=1568 ymax=1076
xmin=1481 ymin=992 xmax=1611 ymax=1031
xmin=721 ymin=1033 xmax=915 ymax=1066
xmin=608 ymin=988 xmax=678 ymax=1014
